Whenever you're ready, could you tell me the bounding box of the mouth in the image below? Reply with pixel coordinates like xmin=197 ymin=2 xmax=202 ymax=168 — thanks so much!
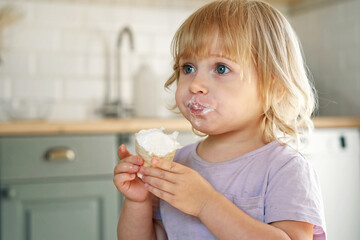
xmin=187 ymin=99 xmax=214 ymax=116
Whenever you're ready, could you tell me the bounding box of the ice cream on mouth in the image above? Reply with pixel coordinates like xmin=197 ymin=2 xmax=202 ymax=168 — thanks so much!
xmin=187 ymin=98 xmax=214 ymax=116
xmin=135 ymin=128 xmax=182 ymax=178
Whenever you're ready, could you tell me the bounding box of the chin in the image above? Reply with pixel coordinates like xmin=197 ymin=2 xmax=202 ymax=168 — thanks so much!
xmin=191 ymin=122 xmax=216 ymax=136
xmin=187 ymin=114 xmax=213 ymax=132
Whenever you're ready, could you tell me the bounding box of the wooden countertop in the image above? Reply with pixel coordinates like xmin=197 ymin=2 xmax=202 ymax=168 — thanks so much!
xmin=0 ymin=117 xmax=359 ymax=136
xmin=0 ymin=118 xmax=192 ymax=135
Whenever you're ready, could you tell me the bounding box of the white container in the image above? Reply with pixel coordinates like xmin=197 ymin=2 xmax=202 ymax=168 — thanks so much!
xmin=133 ymin=64 xmax=163 ymax=118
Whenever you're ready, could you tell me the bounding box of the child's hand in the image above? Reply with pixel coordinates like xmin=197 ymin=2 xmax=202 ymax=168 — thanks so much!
xmin=139 ymin=158 xmax=216 ymax=217
xmin=113 ymin=144 xmax=149 ymax=203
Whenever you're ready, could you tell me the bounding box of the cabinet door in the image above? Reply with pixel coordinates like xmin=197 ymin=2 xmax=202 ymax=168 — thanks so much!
xmin=303 ymin=128 xmax=360 ymax=240
xmin=1 ymin=179 xmax=121 ymax=240
xmin=0 ymin=134 xmax=118 ymax=181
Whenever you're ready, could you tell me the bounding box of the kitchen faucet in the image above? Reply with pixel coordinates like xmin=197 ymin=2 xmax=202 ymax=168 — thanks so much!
xmin=103 ymin=26 xmax=134 ymax=118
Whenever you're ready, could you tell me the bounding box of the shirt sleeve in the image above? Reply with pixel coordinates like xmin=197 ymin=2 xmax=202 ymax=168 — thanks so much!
xmin=264 ymin=155 xmax=326 ymax=239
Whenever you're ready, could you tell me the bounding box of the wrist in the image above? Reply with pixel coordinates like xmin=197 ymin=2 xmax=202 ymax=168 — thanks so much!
xmin=197 ymin=189 xmax=221 ymax=219
xmin=125 ymin=194 xmax=152 ymax=206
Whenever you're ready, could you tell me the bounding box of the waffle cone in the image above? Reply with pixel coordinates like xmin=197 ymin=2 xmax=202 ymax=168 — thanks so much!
xmin=135 ymin=139 xmax=176 ymax=167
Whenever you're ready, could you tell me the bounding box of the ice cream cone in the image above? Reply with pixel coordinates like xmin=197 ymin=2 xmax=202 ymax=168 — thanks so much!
xmin=135 ymin=139 xmax=176 ymax=167
xmin=134 ymin=128 xmax=181 ymax=178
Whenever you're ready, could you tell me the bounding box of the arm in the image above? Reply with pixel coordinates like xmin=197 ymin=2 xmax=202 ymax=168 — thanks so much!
xmin=118 ymin=195 xmax=168 ymax=240
xmin=114 ymin=145 xmax=160 ymax=240
xmin=198 ymin=190 xmax=313 ymax=240
xmin=118 ymin=196 xmax=156 ymax=240
xmin=140 ymin=158 xmax=313 ymax=240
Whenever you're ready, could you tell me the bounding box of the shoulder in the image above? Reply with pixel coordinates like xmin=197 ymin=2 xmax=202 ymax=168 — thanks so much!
xmin=265 ymin=142 xmax=320 ymax=189
xmin=261 ymin=142 xmax=322 ymax=198
xmin=265 ymin=142 xmax=311 ymax=179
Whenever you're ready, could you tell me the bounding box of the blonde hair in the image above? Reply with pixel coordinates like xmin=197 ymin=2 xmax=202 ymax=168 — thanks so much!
xmin=165 ymin=0 xmax=317 ymax=145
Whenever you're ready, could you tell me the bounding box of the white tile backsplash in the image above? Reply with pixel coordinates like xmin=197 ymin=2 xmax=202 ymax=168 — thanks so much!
xmin=37 ymin=54 xmax=86 ymax=77
xmin=134 ymin=32 xmax=155 ymax=55
xmin=63 ymin=79 xmax=105 ymax=101
xmin=4 ymin=27 xmax=59 ymax=52
xmin=49 ymin=102 xmax=88 ymax=120
xmin=0 ymin=77 xmax=11 ymax=99
xmin=87 ymin=56 xmax=106 ymax=78
xmin=32 ymin=2 xmax=84 ymax=28
xmin=1 ymin=53 xmax=35 ymax=76
xmin=0 ymin=0 xmax=196 ymax=120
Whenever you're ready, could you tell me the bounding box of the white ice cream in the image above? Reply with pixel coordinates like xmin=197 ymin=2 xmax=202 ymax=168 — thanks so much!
xmin=135 ymin=128 xmax=181 ymax=157
xmin=187 ymin=97 xmax=215 ymax=115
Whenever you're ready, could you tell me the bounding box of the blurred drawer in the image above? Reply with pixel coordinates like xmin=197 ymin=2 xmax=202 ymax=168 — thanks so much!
xmin=0 ymin=134 xmax=118 ymax=181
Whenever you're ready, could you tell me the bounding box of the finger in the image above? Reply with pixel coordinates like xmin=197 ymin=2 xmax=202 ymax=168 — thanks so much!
xmin=142 ymin=175 xmax=176 ymax=194
xmin=151 ymin=158 xmax=182 ymax=173
xmin=113 ymin=173 xmax=136 ymax=186
xmin=140 ymin=166 xmax=177 ymax=184
xmin=117 ymin=144 xmax=132 ymax=160
xmin=121 ymin=155 xmax=144 ymax=165
xmin=114 ymin=162 xmax=140 ymax=175
xmin=144 ymin=182 xmax=174 ymax=202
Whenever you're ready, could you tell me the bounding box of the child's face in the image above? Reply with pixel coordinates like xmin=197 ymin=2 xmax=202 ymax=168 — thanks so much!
xmin=175 ymin=38 xmax=264 ymax=136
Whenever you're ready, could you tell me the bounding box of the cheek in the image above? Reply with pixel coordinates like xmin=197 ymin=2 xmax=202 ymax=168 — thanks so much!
xmin=175 ymin=80 xmax=187 ymax=103
xmin=175 ymin=88 xmax=185 ymax=111
xmin=175 ymin=83 xmax=191 ymax=116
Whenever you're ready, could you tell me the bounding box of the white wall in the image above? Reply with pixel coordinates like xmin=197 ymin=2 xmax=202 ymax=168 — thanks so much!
xmin=0 ymin=0 xmax=196 ymax=120
xmin=289 ymin=0 xmax=360 ymax=116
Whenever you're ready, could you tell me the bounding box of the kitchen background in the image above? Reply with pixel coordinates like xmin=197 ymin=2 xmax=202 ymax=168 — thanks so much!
xmin=0 ymin=0 xmax=359 ymax=240
xmin=0 ymin=0 xmax=359 ymax=121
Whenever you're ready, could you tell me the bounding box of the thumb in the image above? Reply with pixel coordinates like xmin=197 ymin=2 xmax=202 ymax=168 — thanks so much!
xmin=117 ymin=144 xmax=132 ymax=160
xmin=151 ymin=157 xmax=177 ymax=172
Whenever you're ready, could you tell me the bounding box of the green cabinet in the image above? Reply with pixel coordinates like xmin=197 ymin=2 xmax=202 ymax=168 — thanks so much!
xmin=1 ymin=180 xmax=118 ymax=240
xmin=0 ymin=134 xmax=124 ymax=240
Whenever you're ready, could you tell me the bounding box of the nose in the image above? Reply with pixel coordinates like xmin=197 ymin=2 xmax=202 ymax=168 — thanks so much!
xmin=189 ymin=73 xmax=209 ymax=95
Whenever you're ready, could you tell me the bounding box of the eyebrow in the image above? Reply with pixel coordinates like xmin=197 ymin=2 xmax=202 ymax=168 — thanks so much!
xmin=180 ymin=54 xmax=234 ymax=62
xmin=211 ymin=54 xmax=232 ymax=59
xmin=209 ymin=54 xmax=238 ymax=63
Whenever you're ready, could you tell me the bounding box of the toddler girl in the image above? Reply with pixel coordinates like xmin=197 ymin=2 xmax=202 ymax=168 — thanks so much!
xmin=113 ymin=0 xmax=326 ymax=239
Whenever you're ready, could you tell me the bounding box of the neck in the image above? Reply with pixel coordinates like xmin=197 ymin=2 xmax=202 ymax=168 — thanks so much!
xmin=197 ymin=128 xmax=266 ymax=163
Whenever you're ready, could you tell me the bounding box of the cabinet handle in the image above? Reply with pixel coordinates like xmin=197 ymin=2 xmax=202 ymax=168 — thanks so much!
xmin=45 ymin=148 xmax=75 ymax=162
xmin=1 ymin=188 xmax=16 ymax=199
xmin=340 ymin=135 xmax=346 ymax=149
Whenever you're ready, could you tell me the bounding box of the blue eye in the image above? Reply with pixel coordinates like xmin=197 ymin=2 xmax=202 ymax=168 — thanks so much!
xmin=182 ymin=64 xmax=195 ymax=74
xmin=216 ymin=64 xmax=230 ymax=74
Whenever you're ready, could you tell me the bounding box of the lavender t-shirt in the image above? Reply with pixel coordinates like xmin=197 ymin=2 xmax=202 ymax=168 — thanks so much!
xmin=157 ymin=141 xmax=326 ymax=240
